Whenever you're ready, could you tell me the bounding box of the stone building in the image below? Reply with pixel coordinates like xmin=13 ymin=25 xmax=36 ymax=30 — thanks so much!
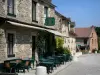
xmin=75 ymin=26 xmax=98 ymax=52
xmin=0 ymin=0 xmax=61 ymax=63
xmin=55 ymin=11 xmax=76 ymax=56
xmin=68 ymin=23 xmax=77 ymax=56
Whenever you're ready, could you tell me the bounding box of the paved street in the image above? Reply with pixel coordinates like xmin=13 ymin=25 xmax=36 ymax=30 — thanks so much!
xmin=55 ymin=54 xmax=100 ymax=75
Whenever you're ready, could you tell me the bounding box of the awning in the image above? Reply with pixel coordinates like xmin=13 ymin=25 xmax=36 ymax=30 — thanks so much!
xmin=7 ymin=21 xmax=66 ymax=37
xmin=7 ymin=21 xmax=46 ymax=31
xmin=46 ymin=29 xmax=66 ymax=37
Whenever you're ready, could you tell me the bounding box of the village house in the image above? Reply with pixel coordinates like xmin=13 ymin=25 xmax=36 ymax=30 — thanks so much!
xmin=55 ymin=11 xmax=76 ymax=56
xmin=0 ymin=0 xmax=63 ymax=64
xmin=68 ymin=22 xmax=77 ymax=56
xmin=75 ymin=26 xmax=98 ymax=53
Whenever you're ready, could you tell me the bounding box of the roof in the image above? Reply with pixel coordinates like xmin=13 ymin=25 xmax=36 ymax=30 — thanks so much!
xmin=40 ymin=0 xmax=56 ymax=8
xmin=55 ymin=11 xmax=71 ymax=22
xmin=75 ymin=27 xmax=92 ymax=38
xmin=69 ymin=30 xmax=77 ymax=37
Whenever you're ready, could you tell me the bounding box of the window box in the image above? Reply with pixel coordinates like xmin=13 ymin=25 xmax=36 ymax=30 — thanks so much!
xmin=8 ymin=54 xmax=15 ymax=58
xmin=7 ymin=13 xmax=16 ymax=17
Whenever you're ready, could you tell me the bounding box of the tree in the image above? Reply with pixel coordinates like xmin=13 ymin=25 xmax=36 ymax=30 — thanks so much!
xmin=95 ymin=26 xmax=100 ymax=50
xmin=95 ymin=27 xmax=100 ymax=37
xmin=98 ymin=37 xmax=100 ymax=50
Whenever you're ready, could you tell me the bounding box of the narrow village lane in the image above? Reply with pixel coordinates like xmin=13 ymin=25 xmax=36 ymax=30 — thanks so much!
xmin=55 ymin=54 xmax=100 ymax=75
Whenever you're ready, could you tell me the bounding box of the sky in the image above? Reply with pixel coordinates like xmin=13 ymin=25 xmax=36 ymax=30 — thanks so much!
xmin=52 ymin=0 xmax=100 ymax=27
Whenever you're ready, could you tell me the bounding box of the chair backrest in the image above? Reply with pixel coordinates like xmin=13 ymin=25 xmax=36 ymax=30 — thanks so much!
xmin=25 ymin=61 xmax=30 ymax=66
xmin=16 ymin=59 xmax=22 ymax=64
xmin=4 ymin=61 xmax=10 ymax=68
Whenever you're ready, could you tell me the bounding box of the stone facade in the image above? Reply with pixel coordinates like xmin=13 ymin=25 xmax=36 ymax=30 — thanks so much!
xmin=55 ymin=11 xmax=77 ymax=56
xmin=67 ymin=37 xmax=76 ymax=56
xmin=55 ymin=11 xmax=62 ymax=31
xmin=0 ymin=0 xmax=55 ymax=28
xmin=89 ymin=27 xmax=98 ymax=51
xmin=0 ymin=0 xmax=6 ymax=17
xmin=0 ymin=24 xmax=39 ymax=62
xmin=0 ymin=0 xmax=56 ymax=63
xmin=0 ymin=28 xmax=6 ymax=63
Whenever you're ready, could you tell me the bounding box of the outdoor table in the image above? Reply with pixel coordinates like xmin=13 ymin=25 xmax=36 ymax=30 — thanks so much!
xmin=22 ymin=57 xmax=34 ymax=70
xmin=47 ymin=57 xmax=58 ymax=68
xmin=4 ymin=58 xmax=24 ymax=73
xmin=4 ymin=58 xmax=22 ymax=67
xmin=54 ymin=56 xmax=64 ymax=64
xmin=39 ymin=61 xmax=54 ymax=73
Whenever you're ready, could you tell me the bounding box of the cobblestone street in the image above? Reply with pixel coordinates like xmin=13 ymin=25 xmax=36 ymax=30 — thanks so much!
xmin=55 ymin=54 xmax=100 ymax=75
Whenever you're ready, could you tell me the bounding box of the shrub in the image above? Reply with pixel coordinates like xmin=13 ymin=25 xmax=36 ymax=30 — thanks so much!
xmin=55 ymin=47 xmax=64 ymax=55
xmin=55 ymin=47 xmax=71 ymax=55
xmin=97 ymin=50 xmax=100 ymax=53
xmin=81 ymin=50 xmax=89 ymax=54
xmin=98 ymin=37 xmax=100 ymax=50
xmin=63 ymin=47 xmax=71 ymax=55
xmin=56 ymin=37 xmax=64 ymax=48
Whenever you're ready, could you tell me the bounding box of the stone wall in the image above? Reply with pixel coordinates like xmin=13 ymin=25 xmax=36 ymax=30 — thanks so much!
xmin=15 ymin=30 xmax=32 ymax=58
xmin=68 ymin=37 xmax=76 ymax=56
xmin=0 ymin=0 xmax=5 ymax=17
xmin=0 ymin=28 xmax=6 ymax=63
xmin=55 ymin=12 xmax=62 ymax=31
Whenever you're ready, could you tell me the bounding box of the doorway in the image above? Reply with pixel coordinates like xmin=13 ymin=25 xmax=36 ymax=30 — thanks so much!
xmin=32 ymin=36 xmax=36 ymax=59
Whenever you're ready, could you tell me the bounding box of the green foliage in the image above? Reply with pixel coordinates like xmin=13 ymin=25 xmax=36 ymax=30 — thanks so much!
xmin=95 ymin=27 xmax=100 ymax=37
xmin=81 ymin=50 xmax=89 ymax=54
xmin=98 ymin=37 xmax=100 ymax=50
xmin=55 ymin=47 xmax=64 ymax=54
xmin=63 ymin=47 xmax=71 ymax=55
xmin=97 ymin=50 xmax=100 ymax=53
xmin=55 ymin=47 xmax=71 ymax=55
xmin=95 ymin=27 xmax=100 ymax=50
xmin=56 ymin=37 xmax=64 ymax=48
xmin=55 ymin=37 xmax=71 ymax=55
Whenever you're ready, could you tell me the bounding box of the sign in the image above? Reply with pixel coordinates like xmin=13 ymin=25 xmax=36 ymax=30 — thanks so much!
xmin=45 ymin=17 xmax=55 ymax=26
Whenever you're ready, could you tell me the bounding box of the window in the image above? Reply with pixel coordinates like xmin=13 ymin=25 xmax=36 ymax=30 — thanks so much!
xmin=7 ymin=0 xmax=15 ymax=16
xmin=7 ymin=33 xmax=15 ymax=57
xmin=44 ymin=7 xmax=48 ymax=18
xmin=32 ymin=1 xmax=36 ymax=21
xmin=92 ymin=33 xmax=93 ymax=37
xmin=92 ymin=39 xmax=93 ymax=44
xmin=84 ymin=39 xmax=87 ymax=44
xmin=65 ymin=39 xmax=66 ymax=43
xmin=95 ymin=39 xmax=96 ymax=45
xmin=72 ymin=40 xmax=73 ymax=43
xmin=68 ymin=39 xmax=70 ymax=43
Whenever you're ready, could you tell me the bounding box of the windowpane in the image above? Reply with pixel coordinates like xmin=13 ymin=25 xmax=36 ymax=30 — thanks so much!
xmin=8 ymin=0 xmax=13 ymax=7
xmin=7 ymin=0 xmax=14 ymax=14
xmin=32 ymin=1 xmax=36 ymax=21
xmin=44 ymin=7 xmax=48 ymax=17
xmin=92 ymin=39 xmax=93 ymax=44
